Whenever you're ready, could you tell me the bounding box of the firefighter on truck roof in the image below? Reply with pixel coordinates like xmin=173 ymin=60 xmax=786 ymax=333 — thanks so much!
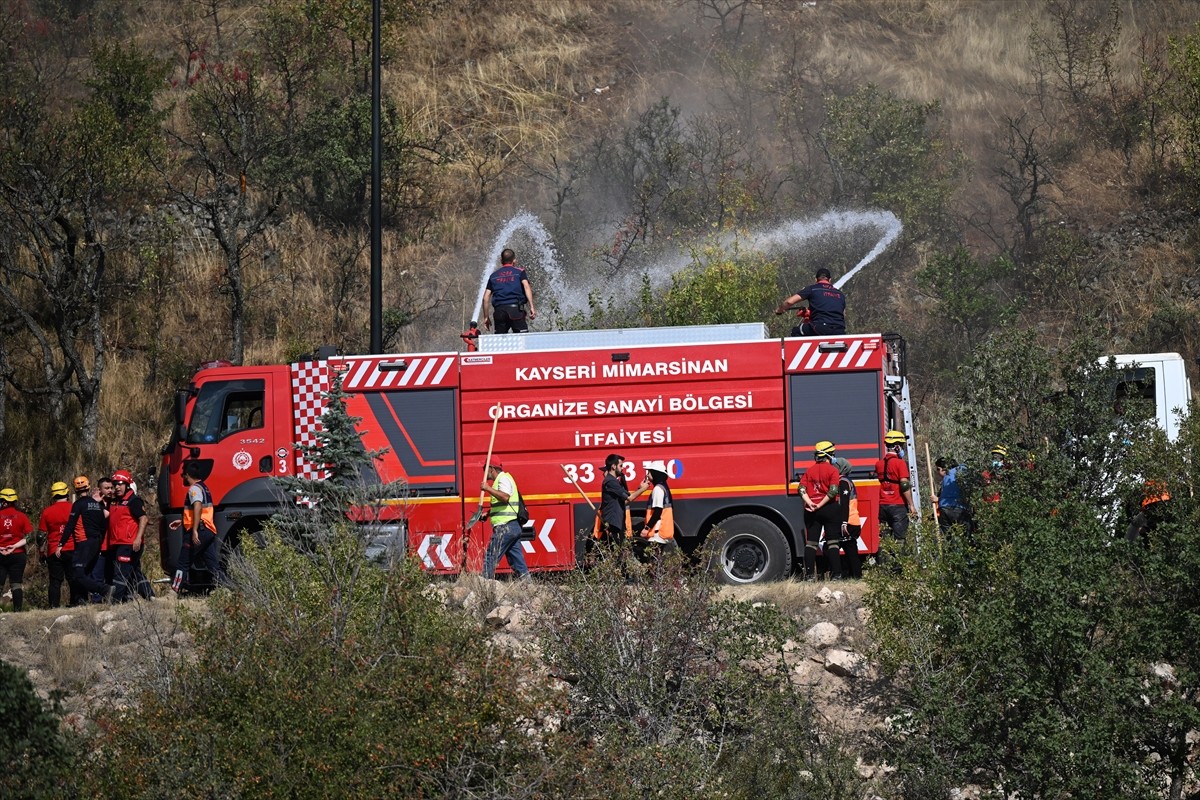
xmin=774 ymin=267 xmax=847 ymax=336
xmin=482 ymin=248 xmax=537 ymax=334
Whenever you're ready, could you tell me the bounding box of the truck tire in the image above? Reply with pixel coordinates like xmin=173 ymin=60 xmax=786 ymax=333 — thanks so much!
xmin=707 ymin=514 xmax=792 ymax=585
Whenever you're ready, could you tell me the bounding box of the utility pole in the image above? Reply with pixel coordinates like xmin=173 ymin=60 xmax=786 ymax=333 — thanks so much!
xmin=369 ymin=0 xmax=383 ymax=354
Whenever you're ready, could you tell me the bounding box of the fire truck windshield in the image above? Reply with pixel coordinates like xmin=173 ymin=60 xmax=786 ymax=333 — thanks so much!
xmin=186 ymin=379 xmax=265 ymax=444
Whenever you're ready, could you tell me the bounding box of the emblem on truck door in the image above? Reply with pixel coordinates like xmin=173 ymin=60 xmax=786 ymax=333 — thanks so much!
xmin=232 ymin=450 xmax=253 ymax=471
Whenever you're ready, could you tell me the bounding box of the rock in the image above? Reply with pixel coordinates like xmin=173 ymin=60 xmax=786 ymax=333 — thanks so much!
xmin=506 ymin=607 xmax=528 ymax=634
xmin=96 ymin=610 xmax=117 ymax=624
xmin=815 ymin=586 xmax=835 ymax=604
xmin=460 ymin=590 xmax=480 ymax=611
xmin=824 ymin=648 xmax=866 ymax=678
xmin=805 ymin=621 xmax=840 ymax=648
xmin=792 ymin=659 xmax=826 ymax=686
xmin=1152 ymin=662 xmax=1177 ymax=687
xmin=60 ymin=633 xmax=89 ymax=649
xmin=102 ymin=620 xmax=129 ymax=636
xmin=53 ymin=614 xmax=75 ymax=627
xmin=486 ymin=604 xmax=514 ymax=628
xmin=856 ymin=607 xmax=871 ymax=624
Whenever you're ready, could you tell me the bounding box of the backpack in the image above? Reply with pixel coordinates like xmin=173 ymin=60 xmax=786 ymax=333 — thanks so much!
xmin=516 ymin=495 xmax=530 ymax=526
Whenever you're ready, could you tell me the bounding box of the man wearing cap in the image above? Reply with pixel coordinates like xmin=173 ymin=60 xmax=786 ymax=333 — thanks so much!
xmin=800 ymin=442 xmax=842 ymax=580
xmin=874 ymin=430 xmax=916 ymax=556
xmin=481 ymin=459 xmax=530 ymax=580
xmin=0 ymin=488 xmax=33 ymax=610
xmin=38 ymin=481 xmax=75 ymax=607
xmin=59 ymin=477 xmax=111 ymax=604
xmin=107 ymin=470 xmax=149 ymax=602
xmin=774 ymin=267 xmax=846 ymax=336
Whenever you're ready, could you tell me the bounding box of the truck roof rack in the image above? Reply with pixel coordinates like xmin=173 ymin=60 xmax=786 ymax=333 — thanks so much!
xmin=476 ymin=322 xmax=769 ymax=353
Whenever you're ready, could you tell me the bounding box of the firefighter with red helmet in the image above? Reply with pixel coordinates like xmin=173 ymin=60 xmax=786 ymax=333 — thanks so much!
xmin=874 ymin=430 xmax=915 ymax=557
xmin=107 ymin=470 xmax=149 ymax=602
xmin=0 ymin=488 xmax=33 ymax=611
xmin=800 ymin=442 xmax=842 ymax=580
xmin=38 ymin=481 xmax=75 ymax=607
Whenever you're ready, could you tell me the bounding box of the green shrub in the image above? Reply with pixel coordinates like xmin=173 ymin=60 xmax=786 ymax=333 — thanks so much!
xmin=0 ymin=659 xmax=77 ymax=800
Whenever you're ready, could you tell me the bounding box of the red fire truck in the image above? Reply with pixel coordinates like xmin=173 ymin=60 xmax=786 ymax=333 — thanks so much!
xmin=157 ymin=323 xmax=920 ymax=584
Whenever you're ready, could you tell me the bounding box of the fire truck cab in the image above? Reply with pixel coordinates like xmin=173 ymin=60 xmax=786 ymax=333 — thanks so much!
xmin=158 ymin=324 xmax=920 ymax=585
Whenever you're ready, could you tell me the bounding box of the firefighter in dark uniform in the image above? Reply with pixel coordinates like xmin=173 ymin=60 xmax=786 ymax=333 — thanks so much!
xmin=774 ymin=267 xmax=846 ymax=336
xmin=482 ymin=248 xmax=537 ymax=333
xmin=59 ymin=476 xmax=111 ymax=604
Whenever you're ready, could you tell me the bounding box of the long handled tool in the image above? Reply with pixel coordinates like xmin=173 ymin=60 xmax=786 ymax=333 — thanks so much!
xmin=466 ymin=404 xmax=502 ymax=530
xmin=924 ymin=440 xmax=942 ymax=556
xmin=559 ymin=464 xmax=597 ymax=510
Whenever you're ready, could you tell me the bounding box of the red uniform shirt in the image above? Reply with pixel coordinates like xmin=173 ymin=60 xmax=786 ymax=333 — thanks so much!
xmin=875 ymin=452 xmax=909 ymax=507
xmin=801 ymin=461 xmax=841 ymax=503
xmin=38 ymin=499 xmax=74 ymax=554
xmin=107 ymin=490 xmax=145 ymax=547
xmin=0 ymin=506 xmax=34 ymax=552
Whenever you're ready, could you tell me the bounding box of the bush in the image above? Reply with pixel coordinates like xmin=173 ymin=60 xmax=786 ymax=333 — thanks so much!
xmin=533 ymin=553 xmax=863 ymax=799
xmin=0 ymin=659 xmax=77 ymax=800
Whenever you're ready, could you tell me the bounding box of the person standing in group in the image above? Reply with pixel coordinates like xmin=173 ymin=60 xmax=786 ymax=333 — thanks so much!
xmin=774 ymin=267 xmax=846 ymax=336
xmin=87 ymin=476 xmax=115 ymax=595
xmin=174 ymin=462 xmax=221 ymax=593
xmin=58 ymin=476 xmax=110 ymax=604
xmin=981 ymin=444 xmax=1007 ymax=505
xmin=107 ymin=470 xmax=149 ymax=602
xmin=833 ymin=458 xmax=863 ymax=580
xmin=874 ymin=430 xmax=915 ymax=558
xmin=799 ymin=442 xmax=842 ymax=580
xmin=934 ymin=456 xmax=971 ymax=538
xmin=636 ymin=460 xmax=675 ymax=559
xmin=481 ymin=249 xmax=537 ymax=333
xmin=0 ymin=488 xmax=33 ymax=611
xmin=598 ymin=454 xmax=651 ymax=546
xmin=481 ymin=459 xmax=530 ymax=580
xmin=38 ymin=481 xmax=75 ymax=608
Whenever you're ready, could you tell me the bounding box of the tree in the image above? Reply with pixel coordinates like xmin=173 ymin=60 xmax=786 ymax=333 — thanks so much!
xmin=868 ymin=332 xmax=1198 ymax=798
xmin=0 ymin=16 xmax=165 ymax=455
xmin=916 ymin=246 xmax=1017 ymax=349
xmin=820 ymin=84 xmax=959 ymax=239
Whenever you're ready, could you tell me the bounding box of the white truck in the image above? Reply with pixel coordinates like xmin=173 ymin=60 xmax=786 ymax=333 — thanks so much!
xmin=1109 ymin=353 xmax=1193 ymax=441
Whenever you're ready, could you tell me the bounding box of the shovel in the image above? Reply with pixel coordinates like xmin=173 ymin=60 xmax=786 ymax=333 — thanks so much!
xmin=466 ymin=404 xmax=502 ymax=529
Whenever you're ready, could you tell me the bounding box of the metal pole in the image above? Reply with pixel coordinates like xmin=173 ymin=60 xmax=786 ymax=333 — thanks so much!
xmin=369 ymin=0 xmax=383 ymax=354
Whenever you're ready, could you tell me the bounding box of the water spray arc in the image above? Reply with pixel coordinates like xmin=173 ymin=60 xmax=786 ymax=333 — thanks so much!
xmin=472 ymin=208 xmax=903 ymax=324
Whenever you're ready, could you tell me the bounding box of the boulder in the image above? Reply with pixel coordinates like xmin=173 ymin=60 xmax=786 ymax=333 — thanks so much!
xmin=805 ymin=621 xmax=840 ymax=649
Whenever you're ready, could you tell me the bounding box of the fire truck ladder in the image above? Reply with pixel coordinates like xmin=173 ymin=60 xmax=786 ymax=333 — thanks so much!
xmin=883 ymin=333 xmax=921 ymax=525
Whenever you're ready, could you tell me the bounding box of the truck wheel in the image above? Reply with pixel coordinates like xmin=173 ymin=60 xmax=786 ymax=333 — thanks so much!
xmin=707 ymin=514 xmax=792 ymax=585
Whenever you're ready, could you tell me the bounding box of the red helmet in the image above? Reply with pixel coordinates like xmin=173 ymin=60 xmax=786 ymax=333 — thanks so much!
xmin=111 ymin=469 xmax=134 ymax=484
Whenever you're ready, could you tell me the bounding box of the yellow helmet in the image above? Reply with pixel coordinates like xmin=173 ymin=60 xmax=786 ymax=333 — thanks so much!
xmin=73 ymin=475 xmax=91 ymax=491
xmin=0 ymin=487 xmax=17 ymax=503
xmin=50 ymin=481 xmax=70 ymax=498
xmin=814 ymin=441 xmax=836 ymax=459
xmin=884 ymin=429 xmax=907 ymax=445
xmin=991 ymin=444 xmax=1008 ymax=458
